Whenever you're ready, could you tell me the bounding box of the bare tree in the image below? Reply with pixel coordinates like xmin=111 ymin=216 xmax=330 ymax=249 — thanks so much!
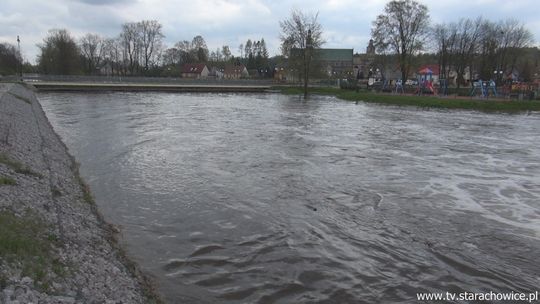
xmin=138 ymin=20 xmax=164 ymax=73
xmin=103 ymin=37 xmax=125 ymax=76
xmin=238 ymin=43 xmax=244 ymax=59
xmin=175 ymin=40 xmax=195 ymax=63
xmin=371 ymin=0 xmax=430 ymax=82
xmin=162 ymin=47 xmax=181 ymax=66
xmin=279 ymin=9 xmax=324 ymax=98
xmin=210 ymin=47 xmax=222 ymax=62
xmin=497 ymin=19 xmax=534 ymax=79
xmin=432 ymin=23 xmax=457 ymax=81
xmin=79 ymin=33 xmax=105 ymax=74
xmin=452 ymin=18 xmax=483 ymax=87
xmin=244 ymin=39 xmax=252 ymax=59
xmin=120 ymin=22 xmax=140 ymax=75
xmin=260 ymin=38 xmax=269 ymax=60
xmin=222 ymin=45 xmax=231 ymax=61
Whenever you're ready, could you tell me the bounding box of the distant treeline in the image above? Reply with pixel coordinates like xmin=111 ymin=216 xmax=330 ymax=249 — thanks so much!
xmin=432 ymin=18 xmax=536 ymax=86
xmin=30 ymin=20 xmax=273 ymax=77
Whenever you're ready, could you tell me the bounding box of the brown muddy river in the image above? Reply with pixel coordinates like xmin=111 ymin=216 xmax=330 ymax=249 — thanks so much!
xmin=39 ymin=92 xmax=540 ymax=303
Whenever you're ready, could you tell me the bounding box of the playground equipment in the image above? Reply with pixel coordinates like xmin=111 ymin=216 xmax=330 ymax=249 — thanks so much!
xmin=394 ymin=79 xmax=404 ymax=94
xmin=469 ymin=80 xmax=497 ymax=98
xmin=382 ymin=79 xmax=390 ymax=92
xmin=416 ymin=66 xmax=437 ymax=95
xmin=415 ymin=78 xmax=437 ymax=95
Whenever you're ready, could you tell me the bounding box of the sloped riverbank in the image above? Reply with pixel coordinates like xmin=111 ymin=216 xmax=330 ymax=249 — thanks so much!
xmin=0 ymin=83 xmax=160 ymax=303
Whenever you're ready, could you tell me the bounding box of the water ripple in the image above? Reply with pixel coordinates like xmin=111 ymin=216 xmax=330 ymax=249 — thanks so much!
xmin=39 ymin=92 xmax=540 ymax=303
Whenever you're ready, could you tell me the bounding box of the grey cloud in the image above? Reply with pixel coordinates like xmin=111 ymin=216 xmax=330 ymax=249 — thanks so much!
xmin=74 ymin=0 xmax=135 ymax=5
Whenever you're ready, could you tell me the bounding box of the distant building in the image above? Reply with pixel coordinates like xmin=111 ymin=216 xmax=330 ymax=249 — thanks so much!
xmin=290 ymin=48 xmax=354 ymax=78
xmin=273 ymin=65 xmax=287 ymax=82
xmin=98 ymin=61 xmax=113 ymax=76
xmin=208 ymin=66 xmax=224 ymax=79
xmin=224 ymin=64 xmax=249 ymax=79
xmin=353 ymin=39 xmax=377 ymax=80
xmin=366 ymin=39 xmax=376 ymax=55
xmin=316 ymin=48 xmax=354 ymax=77
xmin=180 ymin=63 xmax=209 ymax=79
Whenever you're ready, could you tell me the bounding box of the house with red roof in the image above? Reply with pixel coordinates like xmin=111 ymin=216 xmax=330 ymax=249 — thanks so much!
xmin=180 ymin=63 xmax=209 ymax=79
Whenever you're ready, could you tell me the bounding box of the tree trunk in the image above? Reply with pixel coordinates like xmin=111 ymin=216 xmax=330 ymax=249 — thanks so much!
xmin=304 ymin=47 xmax=309 ymax=99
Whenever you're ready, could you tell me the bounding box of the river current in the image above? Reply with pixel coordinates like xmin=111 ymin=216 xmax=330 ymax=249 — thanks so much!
xmin=39 ymin=92 xmax=540 ymax=303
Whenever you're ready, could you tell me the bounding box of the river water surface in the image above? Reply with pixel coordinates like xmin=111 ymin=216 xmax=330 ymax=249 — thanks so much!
xmin=39 ymin=92 xmax=540 ymax=303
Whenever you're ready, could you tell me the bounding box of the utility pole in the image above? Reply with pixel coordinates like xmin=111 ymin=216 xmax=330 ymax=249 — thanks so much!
xmin=17 ymin=35 xmax=22 ymax=80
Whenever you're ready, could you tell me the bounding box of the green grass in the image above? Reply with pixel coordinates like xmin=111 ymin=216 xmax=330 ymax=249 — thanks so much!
xmin=0 ymin=153 xmax=42 ymax=178
xmin=0 ymin=176 xmax=16 ymax=185
xmin=0 ymin=210 xmax=65 ymax=291
xmin=275 ymin=86 xmax=540 ymax=113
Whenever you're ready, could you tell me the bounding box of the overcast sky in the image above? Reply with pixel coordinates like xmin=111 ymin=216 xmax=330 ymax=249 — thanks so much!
xmin=1 ymin=0 xmax=539 ymax=63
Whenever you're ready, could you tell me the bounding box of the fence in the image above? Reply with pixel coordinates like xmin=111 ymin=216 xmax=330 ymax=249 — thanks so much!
xmin=20 ymin=74 xmax=281 ymax=86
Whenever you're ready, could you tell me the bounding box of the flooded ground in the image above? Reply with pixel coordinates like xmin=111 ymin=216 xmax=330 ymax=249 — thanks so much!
xmin=39 ymin=92 xmax=540 ymax=303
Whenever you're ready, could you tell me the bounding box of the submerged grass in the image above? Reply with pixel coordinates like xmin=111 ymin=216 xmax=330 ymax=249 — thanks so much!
xmin=71 ymin=161 xmax=95 ymax=205
xmin=276 ymin=86 xmax=540 ymax=113
xmin=0 ymin=210 xmax=65 ymax=291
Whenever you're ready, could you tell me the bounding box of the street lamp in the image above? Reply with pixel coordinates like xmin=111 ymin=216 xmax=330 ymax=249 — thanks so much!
xmin=17 ymin=35 xmax=22 ymax=80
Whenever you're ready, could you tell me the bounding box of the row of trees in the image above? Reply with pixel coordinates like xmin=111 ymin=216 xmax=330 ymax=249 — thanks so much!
xmin=162 ymin=35 xmax=211 ymax=67
xmin=38 ymin=20 xmax=165 ymax=76
xmin=371 ymin=0 xmax=535 ymax=85
xmin=433 ymin=18 xmax=533 ymax=86
xmin=35 ymin=21 xmax=275 ymax=77
xmin=239 ymin=39 xmax=270 ymax=70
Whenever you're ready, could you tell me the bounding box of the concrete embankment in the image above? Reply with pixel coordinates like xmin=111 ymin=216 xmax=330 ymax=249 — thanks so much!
xmin=0 ymin=83 xmax=160 ymax=303
xmin=33 ymin=81 xmax=271 ymax=93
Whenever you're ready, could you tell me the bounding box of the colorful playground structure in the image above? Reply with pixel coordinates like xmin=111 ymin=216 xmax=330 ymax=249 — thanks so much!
xmin=414 ymin=78 xmax=437 ymax=95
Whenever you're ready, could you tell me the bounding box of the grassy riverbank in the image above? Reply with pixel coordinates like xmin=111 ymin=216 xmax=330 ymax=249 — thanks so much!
xmin=277 ymin=86 xmax=540 ymax=112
